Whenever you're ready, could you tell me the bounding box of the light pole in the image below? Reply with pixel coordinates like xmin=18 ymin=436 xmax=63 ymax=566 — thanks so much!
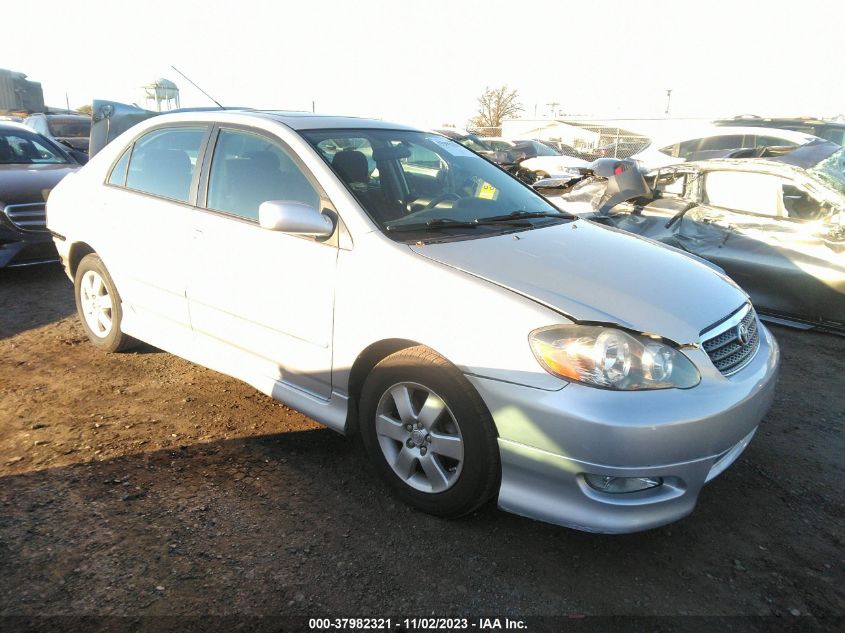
xmin=665 ymin=89 xmax=673 ymax=115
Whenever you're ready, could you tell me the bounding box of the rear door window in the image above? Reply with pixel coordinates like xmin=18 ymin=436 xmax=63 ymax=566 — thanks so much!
xmin=125 ymin=127 xmax=207 ymax=202
xmin=108 ymin=148 xmax=130 ymax=185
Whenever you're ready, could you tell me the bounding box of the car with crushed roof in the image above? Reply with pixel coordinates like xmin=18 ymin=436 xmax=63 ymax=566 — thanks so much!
xmin=544 ymin=144 xmax=845 ymax=333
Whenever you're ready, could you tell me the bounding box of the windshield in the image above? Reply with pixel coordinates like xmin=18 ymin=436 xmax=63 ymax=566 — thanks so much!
xmin=514 ymin=141 xmax=559 ymax=157
xmin=808 ymin=148 xmax=845 ymax=197
xmin=456 ymin=134 xmax=491 ymax=152
xmin=303 ymin=129 xmax=566 ymax=239
xmin=0 ymin=128 xmax=70 ymax=164
xmin=47 ymin=117 xmax=90 ymax=138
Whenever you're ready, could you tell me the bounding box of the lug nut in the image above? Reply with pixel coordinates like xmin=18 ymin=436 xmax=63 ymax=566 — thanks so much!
xmin=406 ymin=439 xmax=414 ymax=448
xmin=405 ymin=424 xmax=413 ymax=431
xmin=425 ymin=434 xmax=432 ymax=443
xmin=420 ymin=446 xmax=427 ymax=456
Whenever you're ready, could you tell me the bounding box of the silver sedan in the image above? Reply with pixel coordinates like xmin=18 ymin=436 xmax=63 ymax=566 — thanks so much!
xmin=47 ymin=108 xmax=779 ymax=532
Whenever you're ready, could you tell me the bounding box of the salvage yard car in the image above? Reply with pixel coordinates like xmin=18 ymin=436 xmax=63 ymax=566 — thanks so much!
xmin=24 ymin=113 xmax=91 ymax=153
xmin=551 ymin=147 xmax=845 ymax=333
xmin=47 ymin=109 xmax=779 ymax=533
xmin=630 ymin=126 xmax=821 ymax=170
xmin=498 ymin=139 xmax=589 ymax=181
xmin=0 ymin=122 xmax=80 ymax=268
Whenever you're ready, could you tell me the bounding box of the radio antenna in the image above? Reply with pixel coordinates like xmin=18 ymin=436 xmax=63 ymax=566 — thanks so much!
xmin=170 ymin=65 xmax=225 ymax=109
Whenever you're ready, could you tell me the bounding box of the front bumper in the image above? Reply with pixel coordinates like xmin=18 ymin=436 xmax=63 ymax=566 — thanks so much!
xmin=468 ymin=322 xmax=780 ymax=533
xmin=0 ymin=226 xmax=58 ymax=268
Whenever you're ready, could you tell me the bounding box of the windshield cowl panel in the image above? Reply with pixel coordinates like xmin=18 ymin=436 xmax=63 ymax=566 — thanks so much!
xmin=301 ymin=128 xmax=563 ymax=240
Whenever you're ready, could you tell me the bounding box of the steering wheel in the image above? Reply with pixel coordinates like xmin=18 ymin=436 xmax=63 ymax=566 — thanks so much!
xmin=423 ymin=192 xmax=461 ymax=210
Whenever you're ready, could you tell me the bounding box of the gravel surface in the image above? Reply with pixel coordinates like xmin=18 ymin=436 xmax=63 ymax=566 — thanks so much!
xmin=0 ymin=264 xmax=843 ymax=626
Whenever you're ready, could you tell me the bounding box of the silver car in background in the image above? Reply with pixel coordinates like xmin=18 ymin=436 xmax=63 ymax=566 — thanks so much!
xmin=46 ymin=109 xmax=779 ymax=533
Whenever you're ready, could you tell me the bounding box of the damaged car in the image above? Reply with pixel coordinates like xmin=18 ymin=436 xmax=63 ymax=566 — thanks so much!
xmin=546 ymin=144 xmax=845 ymax=332
xmin=629 ymin=126 xmax=822 ymax=170
xmin=498 ymin=139 xmax=589 ymax=182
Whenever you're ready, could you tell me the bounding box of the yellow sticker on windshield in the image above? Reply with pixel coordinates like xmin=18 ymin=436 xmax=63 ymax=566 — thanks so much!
xmin=477 ymin=181 xmax=498 ymax=200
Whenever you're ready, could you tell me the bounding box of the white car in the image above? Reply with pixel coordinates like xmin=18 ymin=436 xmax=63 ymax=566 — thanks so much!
xmin=502 ymin=139 xmax=589 ymax=178
xmin=46 ymin=109 xmax=779 ymax=533
xmin=631 ymin=126 xmax=821 ymax=170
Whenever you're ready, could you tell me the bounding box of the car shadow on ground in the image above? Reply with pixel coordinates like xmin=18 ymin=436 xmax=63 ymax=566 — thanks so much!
xmin=1 ymin=418 xmax=842 ymax=618
xmin=0 ymin=264 xmax=75 ymax=339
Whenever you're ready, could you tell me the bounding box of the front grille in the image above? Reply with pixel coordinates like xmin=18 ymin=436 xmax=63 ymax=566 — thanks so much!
xmin=702 ymin=304 xmax=760 ymax=376
xmin=4 ymin=203 xmax=48 ymax=232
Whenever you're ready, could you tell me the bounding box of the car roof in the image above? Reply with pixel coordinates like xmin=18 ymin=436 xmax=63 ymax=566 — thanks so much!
xmin=652 ymin=125 xmax=821 ymax=147
xmin=125 ymin=109 xmax=421 ymax=133
xmin=0 ymin=121 xmax=43 ymax=133
xmin=715 ymin=116 xmax=845 ymax=129
xmin=41 ymin=114 xmax=90 ymax=120
xmin=256 ymin=111 xmax=419 ymax=132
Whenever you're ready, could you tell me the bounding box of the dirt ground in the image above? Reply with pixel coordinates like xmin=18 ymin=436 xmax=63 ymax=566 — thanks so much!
xmin=1 ymin=264 xmax=843 ymax=628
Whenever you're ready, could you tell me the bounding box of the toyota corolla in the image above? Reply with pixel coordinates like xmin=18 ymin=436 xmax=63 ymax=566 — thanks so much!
xmin=46 ymin=109 xmax=779 ymax=533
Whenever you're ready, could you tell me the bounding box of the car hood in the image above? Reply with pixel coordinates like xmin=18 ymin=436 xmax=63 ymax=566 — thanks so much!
xmin=409 ymin=219 xmax=748 ymax=344
xmin=0 ymin=164 xmax=80 ymax=206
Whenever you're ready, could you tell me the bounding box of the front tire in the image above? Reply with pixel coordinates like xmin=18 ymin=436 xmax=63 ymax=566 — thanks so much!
xmin=359 ymin=346 xmax=500 ymax=517
xmin=74 ymin=253 xmax=137 ymax=352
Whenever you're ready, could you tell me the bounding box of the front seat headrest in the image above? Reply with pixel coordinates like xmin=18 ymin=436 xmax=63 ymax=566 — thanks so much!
xmin=332 ymin=149 xmax=369 ymax=185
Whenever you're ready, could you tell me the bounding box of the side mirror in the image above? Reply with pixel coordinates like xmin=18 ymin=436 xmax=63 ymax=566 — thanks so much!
xmin=258 ymin=201 xmax=334 ymax=237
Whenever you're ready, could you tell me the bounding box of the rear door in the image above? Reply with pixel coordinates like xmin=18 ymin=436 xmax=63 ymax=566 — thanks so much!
xmin=187 ymin=126 xmax=339 ymax=398
xmin=96 ymin=124 xmax=211 ymax=350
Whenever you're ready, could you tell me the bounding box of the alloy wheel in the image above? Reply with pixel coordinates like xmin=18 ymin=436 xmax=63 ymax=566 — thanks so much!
xmin=79 ymin=270 xmax=113 ymax=338
xmin=375 ymin=382 xmax=464 ymax=493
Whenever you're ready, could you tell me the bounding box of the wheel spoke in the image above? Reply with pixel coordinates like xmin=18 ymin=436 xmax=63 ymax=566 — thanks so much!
xmin=92 ymin=274 xmax=105 ymax=295
xmin=392 ymin=446 xmax=417 ymax=480
xmin=390 ymin=385 xmax=416 ymax=424
xmin=417 ymin=392 xmax=445 ymax=431
xmin=376 ymin=414 xmax=408 ymax=442
xmin=419 ymin=453 xmax=450 ymax=492
xmin=81 ymin=276 xmax=93 ymax=301
xmin=97 ymin=311 xmax=112 ymax=333
xmin=429 ymin=432 xmax=463 ymax=461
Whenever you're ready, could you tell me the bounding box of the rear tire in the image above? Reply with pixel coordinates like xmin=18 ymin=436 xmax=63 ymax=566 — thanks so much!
xmin=73 ymin=253 xmax=137 ymax=352
xmin=359 ymin=346 xmax=500 ymax=517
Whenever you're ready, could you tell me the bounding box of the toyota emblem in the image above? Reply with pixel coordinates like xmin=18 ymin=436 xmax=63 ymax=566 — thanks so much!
xmin=736 ymin=323 xmax=750 ymax=346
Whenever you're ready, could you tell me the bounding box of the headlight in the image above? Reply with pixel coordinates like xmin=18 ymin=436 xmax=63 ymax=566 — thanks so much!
xmin=529 ymin=325 xmax=700 ymax=390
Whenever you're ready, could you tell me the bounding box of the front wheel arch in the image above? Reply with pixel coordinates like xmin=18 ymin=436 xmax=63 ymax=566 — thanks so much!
xmin=358 ymin=345 xmax=500 ymax=517
xmin=67 ymin=241 xmax=96 ymax=278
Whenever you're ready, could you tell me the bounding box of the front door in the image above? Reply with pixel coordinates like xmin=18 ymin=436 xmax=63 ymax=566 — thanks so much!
xmin=187 ymin=127 xmax=338 ymax=398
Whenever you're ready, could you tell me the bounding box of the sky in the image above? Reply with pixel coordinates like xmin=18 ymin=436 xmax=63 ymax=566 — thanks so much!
xmin=4 ymin=0 xmax=844 ymax=129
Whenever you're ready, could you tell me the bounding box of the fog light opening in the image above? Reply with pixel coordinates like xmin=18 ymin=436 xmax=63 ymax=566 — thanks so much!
xmin=584 ymin=474 xmax=663 ymax=494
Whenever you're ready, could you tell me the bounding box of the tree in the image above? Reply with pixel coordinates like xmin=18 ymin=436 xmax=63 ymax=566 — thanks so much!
xmin=469 ymin=86 xmax=523 ymax=137
xmin=76 ymin=104 xmax=92 ymax=116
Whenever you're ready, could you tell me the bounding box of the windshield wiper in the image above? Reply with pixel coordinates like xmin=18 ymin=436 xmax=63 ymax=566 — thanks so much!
xmin=386 ymin=211 xmax=566 ymax=233
xmin=473 ymin=210 xmax=575 ymax=223
xmin=386 ymin=218 xmax=482 ymax=232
